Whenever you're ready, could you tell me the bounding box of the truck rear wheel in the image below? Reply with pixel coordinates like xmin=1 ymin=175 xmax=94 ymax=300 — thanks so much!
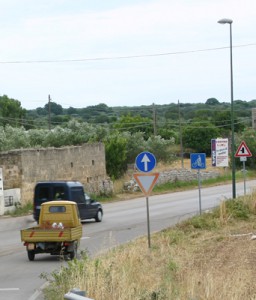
xmin=69 ymin=242 xmax=78 ymax=260
xmin=27 ymin=250 xmax=35 ymax=261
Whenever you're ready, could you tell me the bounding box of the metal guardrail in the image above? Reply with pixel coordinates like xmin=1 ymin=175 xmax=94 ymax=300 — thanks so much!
xmin=64 ymin=288 xmax=94 ymax=300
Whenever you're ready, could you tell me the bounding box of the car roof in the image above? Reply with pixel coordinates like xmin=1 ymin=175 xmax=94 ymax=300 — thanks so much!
xmin=42 ymin=200 xmax=77 ymax=206
xmin=35 ymin=181 xmax=83 ymax=187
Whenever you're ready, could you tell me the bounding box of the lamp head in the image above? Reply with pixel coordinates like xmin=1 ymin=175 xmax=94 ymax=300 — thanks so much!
xmin=218 ymin=18 xmax=233 ymax=24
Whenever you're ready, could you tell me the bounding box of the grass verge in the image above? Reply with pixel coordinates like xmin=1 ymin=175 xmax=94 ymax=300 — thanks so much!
xmin=42 ymin=191 xmax=256 ymax=300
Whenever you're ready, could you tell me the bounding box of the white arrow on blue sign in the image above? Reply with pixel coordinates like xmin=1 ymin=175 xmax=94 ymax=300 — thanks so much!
xmin=135 ymin=151 xmax=156 ymax=173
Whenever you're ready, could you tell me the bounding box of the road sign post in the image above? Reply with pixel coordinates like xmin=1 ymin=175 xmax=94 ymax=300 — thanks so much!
xmin=146 ymin=196 xmax=151 ymax=248
xmin=134 ymin=152 xmax=158 ymax=249
xmin=190 ymin=153 xmax=206 ymax=215
xmin=235 ymin=141 xmax=252 ymax=195
xmin=133 ymin=173 xmax=159 ymax=249
xmin=240 ymin=157 xmax=247 ymax=195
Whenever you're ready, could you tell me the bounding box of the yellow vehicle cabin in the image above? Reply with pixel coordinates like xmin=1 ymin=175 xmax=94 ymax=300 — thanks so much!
xmin=39 ymin=200 xmax=81 ymax=228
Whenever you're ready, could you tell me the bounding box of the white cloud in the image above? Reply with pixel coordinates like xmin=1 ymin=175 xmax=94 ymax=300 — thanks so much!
xmin=0 ymin=0 xmax=256 ymax=109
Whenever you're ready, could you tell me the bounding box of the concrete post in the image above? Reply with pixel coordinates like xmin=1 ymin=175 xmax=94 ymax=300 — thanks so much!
xmin=0 ymin=168 xmax=4 ymax=215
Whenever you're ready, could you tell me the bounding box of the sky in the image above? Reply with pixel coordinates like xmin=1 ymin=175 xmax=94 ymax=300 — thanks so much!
xmin=0 ymin=0 xmax=256 ymax=110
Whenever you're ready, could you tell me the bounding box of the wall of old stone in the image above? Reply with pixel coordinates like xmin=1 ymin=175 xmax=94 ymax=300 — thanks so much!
xmin=124 ymin=168 xmax=221 ymax=192
xmin=0 ymin=143 xmax=108 ymax=204
xmin=0 ymin=151 xmax=22 ymax=189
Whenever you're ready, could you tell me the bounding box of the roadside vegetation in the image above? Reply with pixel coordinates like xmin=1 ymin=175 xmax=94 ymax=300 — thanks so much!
xmin=4 ymin=202 xmax=33 ymax=217
xmin=2 ymin=95 xmax=256 ymax=298
xmin=1 ymin=95 xmax=256 ymax=181
xmin=42 ymin=191 xmax=256 ymax=300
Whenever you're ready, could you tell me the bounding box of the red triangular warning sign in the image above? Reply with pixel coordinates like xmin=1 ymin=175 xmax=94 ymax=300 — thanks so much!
xmin=133 ymin=173 xmax=159 ymax=196
xmin=235 ymin=141 xmax=252 ymax=157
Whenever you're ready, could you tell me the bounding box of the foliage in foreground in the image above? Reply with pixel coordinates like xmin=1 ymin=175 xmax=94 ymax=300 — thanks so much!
xmin=42 ymin=192 xmax=256 ymax=300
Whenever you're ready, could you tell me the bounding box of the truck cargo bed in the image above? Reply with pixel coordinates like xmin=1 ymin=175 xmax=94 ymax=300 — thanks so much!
xmin=20 ymin=225 xmax=82 ymax=242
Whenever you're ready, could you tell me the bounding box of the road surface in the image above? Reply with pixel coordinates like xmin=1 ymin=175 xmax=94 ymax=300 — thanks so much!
xmin=0 ymin=179 xmax=255 ymax=300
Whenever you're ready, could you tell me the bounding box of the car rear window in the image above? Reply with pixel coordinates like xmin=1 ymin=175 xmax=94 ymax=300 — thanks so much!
xmin=49 ymin=206 xmax=66 ymax=213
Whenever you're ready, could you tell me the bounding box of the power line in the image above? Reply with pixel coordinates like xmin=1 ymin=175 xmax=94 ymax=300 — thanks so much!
xmin=0 ymin=43 xmax=255 ymax=64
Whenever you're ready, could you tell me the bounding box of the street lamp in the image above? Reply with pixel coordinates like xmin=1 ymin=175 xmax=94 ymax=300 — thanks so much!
xmin=218 ymin=18 xmax=236 ymax=199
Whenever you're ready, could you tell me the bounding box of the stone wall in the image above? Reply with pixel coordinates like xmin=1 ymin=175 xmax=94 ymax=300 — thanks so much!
xmin=157 ymin=168 xmax=221 ymax=184
xmin=0 ymin=143 xmax=110 ymax=204
xmin=124 ymin=168 xmax=221 ymax=192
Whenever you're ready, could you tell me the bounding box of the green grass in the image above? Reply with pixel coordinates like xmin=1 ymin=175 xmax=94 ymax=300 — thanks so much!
xmin=4 ymin=202 xmax=33 ymax=217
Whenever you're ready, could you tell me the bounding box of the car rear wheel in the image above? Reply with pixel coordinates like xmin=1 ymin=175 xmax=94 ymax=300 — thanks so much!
xmin=95 ymin=210 xmax=103 ymax=222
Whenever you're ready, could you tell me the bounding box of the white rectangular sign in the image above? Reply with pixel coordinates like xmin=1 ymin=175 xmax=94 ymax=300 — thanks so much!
xmin=211 ymin=138 xmax=229 ymax=167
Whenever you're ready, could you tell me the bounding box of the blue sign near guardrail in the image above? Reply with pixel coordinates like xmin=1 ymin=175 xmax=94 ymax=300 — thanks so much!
xmin=190 ymin=153 xmax=206 ymax=170
xmin=135 ymin=152 xmax=156 ymax=173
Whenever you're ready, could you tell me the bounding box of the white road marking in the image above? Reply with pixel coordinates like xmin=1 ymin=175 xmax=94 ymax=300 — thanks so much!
xmin=0 ymin=288 xmax=19 ymax=291
xmin=28 ymin=281 xmax=49 ymax=300
xmin=81 ymin=236 xmax=90 ymax=240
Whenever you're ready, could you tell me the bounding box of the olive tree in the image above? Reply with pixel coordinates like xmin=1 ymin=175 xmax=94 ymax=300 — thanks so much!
xmin=183 ymin=122 xmax=220 ymax=155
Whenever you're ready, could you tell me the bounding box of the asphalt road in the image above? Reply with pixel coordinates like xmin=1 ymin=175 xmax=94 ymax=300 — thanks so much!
xmin=0 ymin=179 xmax=256 ymax=300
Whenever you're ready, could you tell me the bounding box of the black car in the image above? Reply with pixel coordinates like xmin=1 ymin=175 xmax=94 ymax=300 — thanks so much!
xmin=80 ymin=192 xmax=103 ymax=222
xmin=33 ymin=181 xmax=103 ymax=223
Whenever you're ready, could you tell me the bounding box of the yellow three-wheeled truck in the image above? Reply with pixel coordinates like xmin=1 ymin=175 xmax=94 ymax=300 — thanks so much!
xmin=20 ymin=201 xmax=82 ymax=261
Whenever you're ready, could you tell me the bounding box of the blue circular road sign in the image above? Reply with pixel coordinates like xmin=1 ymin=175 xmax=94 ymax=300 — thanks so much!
xmin=135 ymin=151 xmax=156 ymax=173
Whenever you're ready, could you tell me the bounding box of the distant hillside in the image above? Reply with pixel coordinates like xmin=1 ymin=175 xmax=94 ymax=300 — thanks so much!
xmin=25 ymin=98 xmax=256 ymax=129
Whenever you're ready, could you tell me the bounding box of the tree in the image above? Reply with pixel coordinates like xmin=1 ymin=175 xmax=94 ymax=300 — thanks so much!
xmin=205 ymin=98 xmax=220 ymax=105
xmin=0 ymin=95 xmax=26 ymax=127
xmin=36 ymin=107 xmax=47 ymax=116
xmin=66 ymin=106 xmax=78 ymax=116
xmin=104 ymin=133 xmax=128 ymax=179
xmin=123 ymin=132 xmax=146 ymax=163
xmin=146 ymin=135 xmax=175 ymax=162
xmin=183 ymin=122 xmax=220 ymax=155
xmin=113 ymin=113 xmax=152 ymax=139
xmin=157 ymin=127 xmax=178 ymax=141
xmin=212 ymin=110 xmax=245 ymax=134
xmin=44 ymin=102 xmax=63 ymax=115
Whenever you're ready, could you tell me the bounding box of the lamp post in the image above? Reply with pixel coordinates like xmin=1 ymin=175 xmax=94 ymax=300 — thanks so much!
xmin=218 ymin=18 xmax=236 ymax=199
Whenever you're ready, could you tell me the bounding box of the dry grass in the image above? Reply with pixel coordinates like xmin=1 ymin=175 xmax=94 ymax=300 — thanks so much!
xmin=44 ymin=192 xmax=256 ymax=300
xmin=157 ymin=157 xmax=227 ymax=173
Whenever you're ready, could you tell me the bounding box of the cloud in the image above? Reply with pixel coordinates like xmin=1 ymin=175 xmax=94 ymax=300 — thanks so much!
xmin=0 ymin=0 xmax=256 ymax=109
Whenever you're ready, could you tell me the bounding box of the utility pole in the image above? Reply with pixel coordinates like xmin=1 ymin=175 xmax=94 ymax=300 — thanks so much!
xmin=48 ymin=94 xmax=51 ymax=130
xmin=252 ymin=108 xmax=256 ymax=129
xmin=178 ymin=100 xmax=184 ymax=168
xmin=152 ymin=103 xmax=157 ymax=136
